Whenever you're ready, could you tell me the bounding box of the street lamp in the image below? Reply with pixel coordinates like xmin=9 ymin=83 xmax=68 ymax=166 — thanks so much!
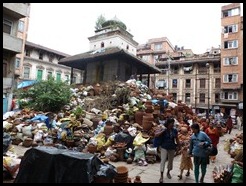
xmin=206 ymin=62 xmax=210 ymax=119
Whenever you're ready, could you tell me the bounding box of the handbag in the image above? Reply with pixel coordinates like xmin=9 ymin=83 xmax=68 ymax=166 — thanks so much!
xmin=205 ymin=145 xmax=218 ymax=156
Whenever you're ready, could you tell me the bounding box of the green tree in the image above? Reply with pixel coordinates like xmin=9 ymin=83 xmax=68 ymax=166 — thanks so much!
xmin=16 ymin=78 xmax=72 ymax=112
xmin=95 ymin=14 xmax=106 ymax=30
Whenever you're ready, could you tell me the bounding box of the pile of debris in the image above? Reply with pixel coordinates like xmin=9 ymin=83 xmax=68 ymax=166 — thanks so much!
xmin=3 ymin=79 xmax=203 ymax=182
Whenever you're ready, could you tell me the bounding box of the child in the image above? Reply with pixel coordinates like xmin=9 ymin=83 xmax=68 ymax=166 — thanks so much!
xmin=178 ymin=141 xmax=193 ymax=180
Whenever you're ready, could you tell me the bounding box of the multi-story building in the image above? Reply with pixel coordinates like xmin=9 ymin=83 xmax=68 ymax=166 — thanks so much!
xmin=88 ymin=16 xmax=139 ymax=56
xmin=3 ymin=3 xmax=30 ymax=113
xmin=21 ymin=41 xmax=83 ymax=84
xmin=220 ymin=3 xmax=243 ymax=116
xmin=15 ymin=15 xmax=30 ymax=85
xmin=136 ymin=37 xmax=175 ymax=88
xmin=155 ymin=47 xmax=221 ymax=115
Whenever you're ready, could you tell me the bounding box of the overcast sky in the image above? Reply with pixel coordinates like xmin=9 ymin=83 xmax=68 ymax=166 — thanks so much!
xmin=27 ymin=3 xmax=242 ymax=56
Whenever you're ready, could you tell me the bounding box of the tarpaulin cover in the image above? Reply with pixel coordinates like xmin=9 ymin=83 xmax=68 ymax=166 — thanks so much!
xmin=3 ymin=132 xmax=12 ymax=155
xmin=14 ymin=146 xmax=108 ymax=183
xmin=17 ymin=80 xmax=37 ymax=89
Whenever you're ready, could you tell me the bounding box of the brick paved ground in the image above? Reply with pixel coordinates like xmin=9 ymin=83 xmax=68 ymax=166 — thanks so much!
xmin=6 ymin=127 xmax=241 ymax=183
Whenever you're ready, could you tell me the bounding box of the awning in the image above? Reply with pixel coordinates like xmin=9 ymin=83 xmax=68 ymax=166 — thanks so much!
xmin=17 ymin=80 xmax=37 ymax=89
xmin=238 ymin=102 xmax=243 ymax=109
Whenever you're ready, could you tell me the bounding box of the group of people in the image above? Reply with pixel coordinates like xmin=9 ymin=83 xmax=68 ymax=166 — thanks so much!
xmin=155 ymin=117 xmax=224 ymax=183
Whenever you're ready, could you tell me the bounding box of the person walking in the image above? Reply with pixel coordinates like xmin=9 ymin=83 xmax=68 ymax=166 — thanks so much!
xmin=158 ymin=118 xmax=180 ymax=183
xmin=189 ymin=123 xmax=212 ymax=183
xmin=177 ymin=141 xmax=193 ymax=180
xmin=205 ymin=122 xmax=222 ymax=163
xmin=225 ymin=116 xmax=233 ymax=134
xmin=236 ymin=115 xmax=242 ymax=131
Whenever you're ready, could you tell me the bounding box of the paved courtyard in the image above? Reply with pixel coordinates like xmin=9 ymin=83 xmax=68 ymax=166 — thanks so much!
xmin=10 ymin=128 xmax=241 ymax=183
xmin=109 ymin=128 xmax=240 ymax=183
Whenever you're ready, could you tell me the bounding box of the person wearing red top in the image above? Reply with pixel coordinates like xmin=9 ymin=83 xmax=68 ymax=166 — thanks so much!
xmin=201 ymin=118 xmax=209 ymax=132
xmin=225 ymin=116 xmax=233 ymax=134
xmin=205 ymin=123 xmax=222 ymax=163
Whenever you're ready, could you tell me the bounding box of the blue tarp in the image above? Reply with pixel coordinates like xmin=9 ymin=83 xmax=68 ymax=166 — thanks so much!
xmin=17 ymin=80 xmax=37 ymax=89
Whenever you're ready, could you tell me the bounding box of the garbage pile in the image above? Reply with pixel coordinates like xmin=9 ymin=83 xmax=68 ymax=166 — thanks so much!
xmin=3 ymin=79 xmax=240 ymax=182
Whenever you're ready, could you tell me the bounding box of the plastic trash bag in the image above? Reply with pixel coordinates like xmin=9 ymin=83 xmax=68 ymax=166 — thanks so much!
xmin=3 ymin=132 xmax=12 ymax=155
xmin=231 ymin=163 xmax=243 ymax=183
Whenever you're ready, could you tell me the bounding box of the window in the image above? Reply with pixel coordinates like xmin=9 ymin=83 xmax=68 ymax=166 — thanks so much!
xmin=3 ymin=18 xmax=12 ymax=34
xmin=220 ymin=91 xmax=238 ymax=100
xmin=198 ymin=63 xmax=207 ymax=74
xmin=126 ymin=45 xmax=129 ymax=50
xmin=223 ymin=24 xmax=238 ymax=33
xmin=56 ymin=73 xmax=61 ymax=82
xmin=223 ymin=57 xmax=238 ymax=65
xmin=183 ymin=66 xmax=193 ymax=74
xmin=172 ymin=93 xmax=177 ymax=102
xmin=185 ymin=93 xmax=190 ymax=103
xmin=39 ymin=53 xmax=43 ymax=60
xmin=156 ymin=79 xmax=166 ymax=89
xmin=154 ymin=43 xmax=162 ymax=51
xmin=200 ymin=78 xmax=205 ymax=88
xmin=215 ymin=78 xmax=221 ymax=88
xmin=101 ymin=42 xmax=104 ymax=48
xmin=172 ymin=79 xmax=177 ymax=88
xmin=37 ymin=69 xmax=43 ymax=80
xmin=185 ymin=79 xmax=191 ymax=88
xmin=47 ymin=71 xmax=52 ymax=80
xmin=15 ymin=57 xmax=20 ymax=68
xmin=173 ymin=66 xmax=178 ymax=74
xmin=65 ymin=74 xmax=70 ymax=84
xmin=214 ymin=63 xmax=221 ymax=73
xmin=199 ymin=93 xmax=205 ymax=103
xmin=48 ymin=55 xmax=53 ymax=62
xmin=224 ymin=40 xmax=238 ymax=49
xmin=25 ymin=49 xmax=30 ymax=57
xmin=222 ymin=8 xmax=240 ymax=17
xmin=223 ymin=74 xmax=238 ymax=83
xmin=142 ymin=55 xmax=150 ymax=62
xmin=18 ymin=20 xmax=24 ymax=32
xmin=23 ymin=67 xmax=30 ymax=79
xmin=73 ymin=76 xmax=77 ymax=84
xmin=154 ymin=55 xmax=161 ymax=63
xmin=215 ymin=93 xmax=220 ymax=103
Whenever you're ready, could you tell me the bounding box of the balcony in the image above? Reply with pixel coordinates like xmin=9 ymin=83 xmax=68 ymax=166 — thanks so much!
xmin=3 ymin=33 xmax=23 ymax=53
xmin=3 ymin=3 xmax=30 ymax=19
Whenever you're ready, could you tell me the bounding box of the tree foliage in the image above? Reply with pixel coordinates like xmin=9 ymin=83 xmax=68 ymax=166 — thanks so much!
xmin=16 ymin=78 xmax=72 ymax=112
xmin=95 ymin=14 xmax=106 ymax=30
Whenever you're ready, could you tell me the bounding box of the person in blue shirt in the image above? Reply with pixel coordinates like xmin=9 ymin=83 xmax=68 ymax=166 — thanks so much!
xmin=189 ymin=123 xmax=212 ymax=183
xmin=158 ymin=117 xmax=180 ymax=183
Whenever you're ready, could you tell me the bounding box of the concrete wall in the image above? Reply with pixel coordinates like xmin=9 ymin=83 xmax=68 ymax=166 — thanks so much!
xmin=89 ymin=35 xmax=137 ymax=55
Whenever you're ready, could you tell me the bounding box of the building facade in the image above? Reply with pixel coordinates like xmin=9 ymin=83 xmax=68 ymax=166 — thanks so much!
xmin=3 ymin=3 xmax=30 ymax=113
xmin=136 ymin=37 xmax=176 ymax=88
xmin=22 ymin=41 xmax=83 ymax=84
xmin=88 ymin=16 xmax=139 ymax=56
xmin=220 ymin=3 xmax=243 ymax=115
xmin=15 ymin=15 xmax=30 ymax=85
xmin=155 ymin=48 xmax=221 ymax=115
